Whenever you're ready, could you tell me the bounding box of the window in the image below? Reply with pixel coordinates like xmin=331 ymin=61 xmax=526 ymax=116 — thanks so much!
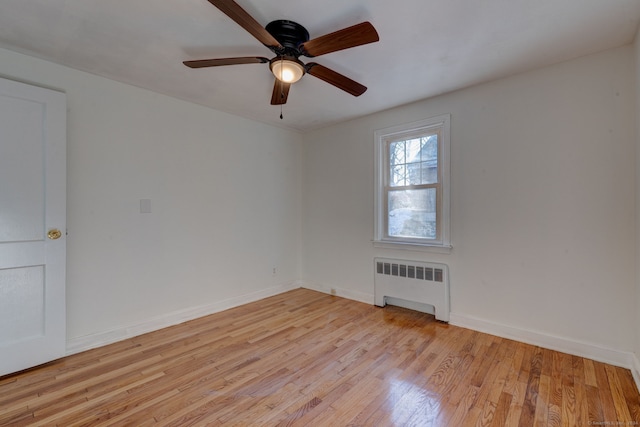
xmin=374 ymin=115 xmax=451 ymax=250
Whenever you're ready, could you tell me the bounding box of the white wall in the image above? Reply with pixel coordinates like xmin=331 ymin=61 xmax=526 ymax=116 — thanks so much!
xmin=0 ymin=42 xmax=636 ymax=368
xmin=0 ymin=48 xmax=302 ymax=347
xmin=302 ymin=46 xmax=636 ymax=361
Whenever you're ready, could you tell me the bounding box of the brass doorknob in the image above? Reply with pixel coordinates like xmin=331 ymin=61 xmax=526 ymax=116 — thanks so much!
xmin=47 ymin=229 xmax=62 ymax=240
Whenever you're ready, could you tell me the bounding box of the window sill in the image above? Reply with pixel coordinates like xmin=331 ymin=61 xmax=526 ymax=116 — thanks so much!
xmin=372 ymin=240 xmax=452 ymax=254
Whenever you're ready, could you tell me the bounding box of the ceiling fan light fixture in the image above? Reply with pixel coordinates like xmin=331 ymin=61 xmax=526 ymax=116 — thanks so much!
xmin=270 ymin=57 xmax=305 ymax=83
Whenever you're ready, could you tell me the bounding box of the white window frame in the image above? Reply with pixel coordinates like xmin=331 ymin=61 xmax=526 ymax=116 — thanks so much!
xmin=374 ymin=114 xmax=451 ymax=252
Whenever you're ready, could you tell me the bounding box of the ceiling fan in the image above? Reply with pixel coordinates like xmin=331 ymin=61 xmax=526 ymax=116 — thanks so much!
xmin=183 ymin=0 xmax=379 ymax=106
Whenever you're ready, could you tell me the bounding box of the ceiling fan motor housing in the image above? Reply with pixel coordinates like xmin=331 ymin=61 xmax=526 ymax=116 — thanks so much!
xmin=265 ymin=20 xmax=310 ymax=57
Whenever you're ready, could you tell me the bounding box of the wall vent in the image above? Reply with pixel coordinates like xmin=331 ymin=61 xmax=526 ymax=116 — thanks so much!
xmin=374 ymin=257 xmax=450 ymax=322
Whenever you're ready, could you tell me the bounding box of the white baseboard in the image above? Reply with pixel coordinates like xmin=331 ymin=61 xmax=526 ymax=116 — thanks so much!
xmin=631 ymin=353 xmax=640 ymax=393
xmin=300 ymin=282 xmax=373 ymax=305
xmin=66 ymin=282 xmax=299 ymax=356
xmin=449 ymin=312 xmax=636 ymax=370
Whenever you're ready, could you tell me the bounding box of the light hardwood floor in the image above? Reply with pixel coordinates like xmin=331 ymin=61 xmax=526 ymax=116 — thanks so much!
xmin=1 ymin=288 xmax=639 ymax=426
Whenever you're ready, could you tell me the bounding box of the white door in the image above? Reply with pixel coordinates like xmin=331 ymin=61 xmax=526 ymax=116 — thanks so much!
xmin=0 ymin=77 xmax=66 ymax=377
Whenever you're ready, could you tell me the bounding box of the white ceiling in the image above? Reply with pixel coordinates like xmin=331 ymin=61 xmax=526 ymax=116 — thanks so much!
xmin=0 ymin=0 xmax=639 ymax=132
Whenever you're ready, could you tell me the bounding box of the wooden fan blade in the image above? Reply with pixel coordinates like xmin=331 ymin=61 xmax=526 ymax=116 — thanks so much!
xmin=271 ymin=79 xmax=290 ymax=105
xmin=207 ymin=0 xmax=283 ymax=49
xmin=300 ymin=22 xmax=379 ymax=57
xmin=306 ymin=63 xmax=367 ymax=96
xmin=183 ymin=57 xmax=269 ymax=68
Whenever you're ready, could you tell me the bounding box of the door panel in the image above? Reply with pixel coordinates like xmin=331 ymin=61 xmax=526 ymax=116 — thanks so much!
xmin=0 ymin=77 xmax=66 ymax=376
xmin=0 ymin=96 xmax=45 ymax=242
xmin=0 ymin=266 xmax=45 ymax=343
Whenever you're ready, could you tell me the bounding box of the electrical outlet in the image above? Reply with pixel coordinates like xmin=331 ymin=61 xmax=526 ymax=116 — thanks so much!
xmin=330 ymin=288 xmax=336 ymax=296
xmin=272 ymin=267 xmax=277 ymax=277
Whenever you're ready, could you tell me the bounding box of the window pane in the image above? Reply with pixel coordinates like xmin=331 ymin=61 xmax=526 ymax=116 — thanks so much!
xmin=421 ymin=135 xmax=438 ymax=159
xmin=388 ymin=188 xmax=436 ymax=239
xmin=406 ymin=162 xmax=422 ymax=185
xmin=390 ymin=165 xmax=406 ymax=186
xmin=406 ymin=138 xmax=422 ymax=185
xmin=406 ymin=138 xmax=422 ymax=163
xmin=420 ymin=135 xmax=438 ymax=184
xmin=421 ymin=163 xmax=438 ymax=184
xmin=389 ymin=141 xmax=405 ymax=165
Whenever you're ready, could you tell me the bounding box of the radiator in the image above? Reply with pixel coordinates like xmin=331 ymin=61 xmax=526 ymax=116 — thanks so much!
xmin=374 ymin=258 xmax=450 ymax=322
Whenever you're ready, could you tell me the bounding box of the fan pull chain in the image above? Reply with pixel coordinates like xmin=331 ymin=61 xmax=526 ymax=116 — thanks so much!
xmin=280 ymin=56 xmax=284 ymax=120
xmin=280 ymin=57 xmax=284 ymax=119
